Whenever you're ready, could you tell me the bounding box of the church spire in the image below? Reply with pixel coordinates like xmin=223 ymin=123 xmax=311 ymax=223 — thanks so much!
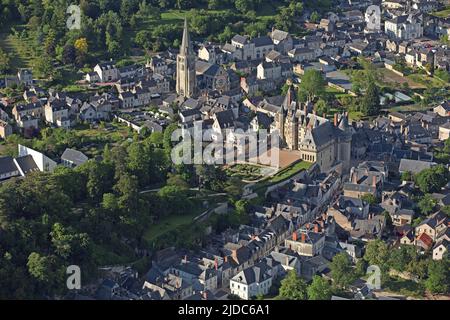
xmin=180 ymin=17 xmax=193 ymax=56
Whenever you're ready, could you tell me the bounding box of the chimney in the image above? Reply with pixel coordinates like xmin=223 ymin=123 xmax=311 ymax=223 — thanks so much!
xmin=293 ymin=232 xmax=298 ymax=241
xmin=214 ymin=257 xmax=218 ymax=270
xmin=334 ymin=113 xmax=338 ymax=127
xmin=301 ymin=232 xmax=306 ymax=243
xmin=352 ymin=172 xmax=358 ymax=184
xmin=285 ymin=256 xmax=289 ymax=266
xmin=314 ymin=224 xmax=319 ymax=233
xmin=372 ymin=175 xmax=377 ymax=187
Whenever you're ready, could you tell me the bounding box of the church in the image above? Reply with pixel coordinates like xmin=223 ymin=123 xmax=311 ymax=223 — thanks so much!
xmin=176 ymin=18 xmax=230 ymax=97
xmin=275 ymin=86 xmax=353 ymax=173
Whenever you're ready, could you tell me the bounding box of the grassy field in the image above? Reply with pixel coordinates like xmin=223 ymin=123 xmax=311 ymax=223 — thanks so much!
xmin=407 ymin=73 xmax=449 ymax=89
xmin=380 ymin=68 xmax=425 ymax=89
xmin=143 ymin=206 xmax=205 ymax=243
xmin=0 ymin=23 xmax=34 ymax=71
xmin=253 ymin=160 xmax=312 ymax=195
xmin=383 ymin=276 xmax=425 ymax=298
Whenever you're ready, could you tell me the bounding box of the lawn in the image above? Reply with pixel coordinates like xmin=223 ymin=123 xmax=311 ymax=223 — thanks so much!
xmin=253 ymin=160 xmax=312 ymax=195
xmin=143 ymin=207 xmax=205 ymax=243
xmin=73 ymin=122 xmax=133 ymax=157
xmin=0 ymin=23 xmax=33 ymax=70
xmin=383 ymin=276 xmax=425 ymax=298
xmin=380 ymin=68 xmax=425 ymax=89
xmin=407 ymin=73 xmax=449 ymax=89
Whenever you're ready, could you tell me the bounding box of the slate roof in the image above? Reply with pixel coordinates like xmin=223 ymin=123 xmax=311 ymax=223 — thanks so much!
xmin=231 ymin=262 xmax=271 ymax=285
xmin=271 ymin=29 xmax=289 ymax=42
xmin=399 ymin=159 xmax=435 ymax=174
xmin=61 ymin=148 xmax=88 ymax=166
xmin=0 ymin=156 xmax=18 ymax=175
xmin=215 ymin=109 xmax=235 ymax=129
xmin=231 ymin=35 xmax=249 ymax=45
xmin=15 ymin=155 xmax=38 ymax=174
xmin=251 ymin=36 xmax=273 ymax=47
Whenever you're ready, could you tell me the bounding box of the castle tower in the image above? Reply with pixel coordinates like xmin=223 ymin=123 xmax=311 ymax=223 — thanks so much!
xmin=176 ymin=18 xmax=196 ymax=98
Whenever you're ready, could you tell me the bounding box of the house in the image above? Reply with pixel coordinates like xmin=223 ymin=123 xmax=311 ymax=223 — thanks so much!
xmin=285 ymin=227 xmax=326 ymax=257
xmin=384 ymin=14 xmax=423 ymax=40
xmin=147 ymin=56 xmax=169 ymax=75
xmin=438 ymin=122 xmax=450 ymax=141
xmin=415 ymin=232 xmax=434 ymax=251
xmin=350 ymin=214 xmax=386 ymax=241
xmin=257 ymin=62 xmax=282 ymax=80
xmin=119 ymin=91 xmax=135 ymax=109
xmin=288 ymin=48 xmax=316 ymax=62
xmin=433 ymin=101 xmax=450 ymax=117
xmin=0 ymin=156 xmax=20 ymax=180
xmin=44 ymin=99 xmax=71 ymax=128
xmin=391 ymin=209 xmax=415 ymax=226
xmin=17 ymin=115 xmax=39 ymax=132
xmin=432 ymin=239 xmax=449 ymax=260
xmin=61 ymin=148 xmax=88 ymax=168
xmin=17 ymin=68 xmax=33 ymax=86
xmin=415 ymin=211 xmax=448 ymax=242
xmin=94 ymin=62 xmax=120 ymax=82
xmin=18 ymin=144 xmax=57 ymax=173
xmin=270 ymin=29 xmax=293 ymax=54
xmin=198 ymin=44 xmax=225 ymax=65
xmin=229 ymin=261 xmax=273 ymax=300
xmin=13 ymin=102 xmax=43 ymax=120
xmin=0 ymin=120 xmax=12 ymax=139
xmin=344 ymin=161 xmax=387 ymax=198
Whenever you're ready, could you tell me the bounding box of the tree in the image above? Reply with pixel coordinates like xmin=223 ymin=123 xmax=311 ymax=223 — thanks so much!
xmin=415 ymin=165 xmax=450 ymax=194
xmin=74 ymin=38 xmax=88 ymax=55
xmin=425 ymin=260 xmax=449 ymax=294
xmin=330 ymin=252 xmax=355 ymax=289
xmin=307 ymin=275 xmax=332 ymax=300
xmin=27 ymin=252 xmax=53 ymax=283
xmin=364 ymin=240 xmax=389 ymax=274
xmin=360 ymin=81 xmax=380 ymax=116
xmin=310 ymin=11 xmax=320 ymax=23
xmin=298 ymin=69 xmax=326 ymax=102
xmin=278 ymin=270 xmax=308 ymax=300
xmin=62 ymin=44 xmax=76 ymax=65
xmin=50 ymin=223 xmax=90 ymax=261
xmin=0 ymin=48 xmax=11 ymax=74
xmin=418 ymin=194 xmax=437 ymax=216
xmin=401 ymin=171 xmax=413 ymax=182
xmin=361 ymin=193 xmax=378 ymax=205
xmin=315 ymin=99 xmax=329 ymax=117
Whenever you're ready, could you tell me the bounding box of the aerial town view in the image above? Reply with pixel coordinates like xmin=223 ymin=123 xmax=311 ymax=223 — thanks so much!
xmin=0 ymin=0 xmax=449 ymax=307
